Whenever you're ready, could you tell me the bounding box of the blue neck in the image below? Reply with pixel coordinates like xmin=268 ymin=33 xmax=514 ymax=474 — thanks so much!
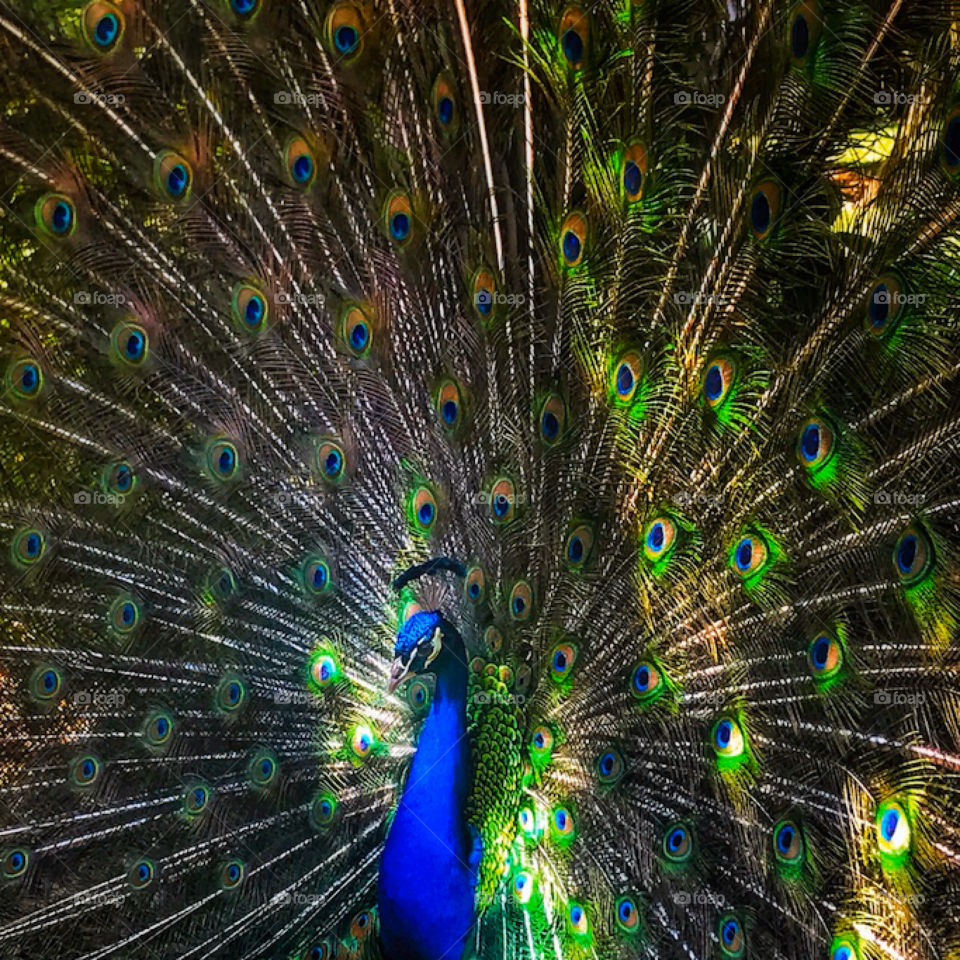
xmin=378 ymin=630 xmax=476 ymax=960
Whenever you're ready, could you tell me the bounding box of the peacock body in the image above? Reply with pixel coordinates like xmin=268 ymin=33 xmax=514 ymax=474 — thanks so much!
xmin=2 ymin=1 xmax=960 ymax=960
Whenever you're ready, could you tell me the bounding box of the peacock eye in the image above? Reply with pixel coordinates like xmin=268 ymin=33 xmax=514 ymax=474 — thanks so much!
xmin=558 ymin=6 xmax=588 ymax=69
xmin=284 ymin=136 xmax=316 ymax=187
xmin=35 ymin=192 xmax=76 ymax=237
xmin=436 ymin=379 xmax=464 ymax=432
xmin=31 ymin=665 xmax=62 ymax=701
xmin=154 ymin=150 xmax=192 ymax=201
xmin=232 ymin=282 xmax=268 ymax=333
xmin=2 ymin=847 xmax=30 ymax=880
xmin=350 ymin=724 xmax=375 ymax=760
xmin=384 ymin=191 xmax=414 ymax=246
xmin=248 ymin=749 xmax=278 ymax=786
xmin=662 ymin=822 xmax=693 ymax=862
xmin=108 ymin=593 xmax=142 ymax=635
xmin=128 ymin=857 xmax=155 ymax=889
xmin=143 ymin=710 xmax=174 ymax=749
xmin=110 ymin=320 xmax=149 ymax=366
xmin=12 ymin=527 xmax=45 ymax=566
xmin=229 ymin=0 xmax=261 ymax=18
xmin=463 ymin=566 xmax=485 ymax=603
xmin=703 ymin=355 xmax=736 ymax=408
xmin=539 ymin=393 xmax=566 ymax=445
xmin=711 ymin=716 xmax=746 ymax=759
xmin=631 ymin=660 xmax=662 ymax=701
xmin=566 ymin=900 xmax=589 ymax=937
xmin=615 ymin=894 xmax=641 ymax=933
xmin=621 ymin=141 xmax=648 ymax=203
xmin=512 ymin=869 xmax=535 ymax=905
xmin=215 ymin=674 xmax=247 ymax=714
xmin=559 ymin=211 xmax=587 ymax=267
xmin=549 ymin=641 xmax=577 ymax=681
xmin=316 ymin=439 xmax=347 ymax=485
xmin=311 ymin=790 xmax=339 ymax=830
xmin=471 ymin=267 xmax=497 ymax=320
xmin=595 ymin=747 xmax=625 ymax=785
xmin=796 ymin=416 xmax=835 ymax=472
xmin=71 ymin=754 xmax=101 ymax=787
xmin=7 ymin=357 xmax=44 ymax=400
xmin=340 ymin=303 xmax=373 ymax=358
xmin=409 ymin=486 xmax=438 ymax=534
xmin=489 ymin=477 xmax=518 ymax=524
xmin=220 ymin=858 xmax=245 ymax=890
xmin=642 ymin=516 xmax=678 ymax=564
xmin=350 ymin=908 xmax=375 ymax=940
xmin=864 ymin=274 xmax=906 ymax=337
xmin=508 ymin=580 xmax=534 ymax=622
xmin=749 ymin=179 xmax=782 ymax=240
xmin=773 ymin=818 xmax=805 ymax=864
xmin=432 ymin=74 xmax=459 ymax=131
xmin=183 ymin=783 xmax=210 ymax=816
xmin=787 ymin=0 xmax=822 ymax=65
xmin=301 ymin=555 xmax=332 ymax=596
xmin=550 ymin=804 xmax=575 ymax=842
xmin=718 ymin=914 xmax=745 ymax=958
xmin=105 ymin=460 xmax=136 ymax=495
xmin=893 ymin=524 xmax=933 ymax=586
xmin=207 ymin=439 xmax=239 ymax=481
xmin=730 ymin=531 xmax=770 ymax=581
xmin=808 ymin=633 xmax=843 ymax=681
xmin=876 ymin=798 xmax=911 ymax=861
xmin=530 ymin=725 xmax=554 ymax=757
xmin=564 ymin=523 xmax=594 ymax=570
xmin=84 ymin=2 xmax=124 ymax=52
xmin=832 ymin=939 xmax=858 ymax=960
xmin=612 ymin=351 xmax=643 ymax=404
xmin=310 ymin=652 xmax=339 ymax=689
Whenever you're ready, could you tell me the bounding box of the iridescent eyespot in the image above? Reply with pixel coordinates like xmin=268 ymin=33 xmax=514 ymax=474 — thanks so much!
xmin=512 ymin=869 xmax=535 ymax=905
xmin=530 ymin=725 xmax=554 ymax=757
xmin=622 ymin=140 xmax=648 ymax=203
xmin=489 ymin=477 xmax=518 ymax=524
xmin=788 ymin=0 xmax=822 ymax=65
xmin=30 ymin=665 xmax=62 ymax=701
xmin=471 ymin=267 xmax=497 ymax=320
xmin=712 ymin=716 xmax=746 ymax=759
xmin=718 ymin=914 xmax=745 ymax=958
xmin=142 ymin=710 xmax=174 ymax=749
xmin=943 ymin=104 xmax=960 ymax=176
xmin=6 ymin=357 xmax=43 ymax=400
xmin=350 ymin=724 xmax=375 ymax=760
xmin=703 ymin=355 xmax=736 ymax=408
xmin=484 ymin=625 xmax=503 ymax=655
xmin=436 ymin=379 xmax=464 ymax=432
xmin=464 ymin=566 xmax=485 ymax=604
xmin=183 ymin=782 xmax=211 ymax=816
xmin=207 ymin=566 xmax=237 ymax=603
xmin=232 ymin=282 xmax=268 ymax=334
xmin=613 ymin=351 xmax=643 ymax=403
xmin=229 ymin=0 xmax=261 ymax=19
xmin=108 ymin=594 xmax=142 ymax=635
xmin=305 ymin=943 xmax=334 ymax=960
xmin=539 ymin=392 xmax=566 ymax=445
xmin=551 ymin=804 xmax=575 ymax=841
xmin=631 ymin=660 xmax=662 ymax=701
xmin=508 ymin=580 xmax=534 ymax=622
xmin=893 ymin=524 xmax=933 ymax=586
xmin=876 ymin=798 xmax=911 ymax=861
xmin=104 ymin=460 xmax=135 ymax=496
xmin=749 ymin=179 xmax=781 ymax=241
xmin=207 ymin=439 xmax=239 ymax=481
xmin=773 ymin=818 xmax=804 ymax=865
xmin=615 ymin=894 xmax=641 ymax=934
xmin=564 ymin=523 xmax=593 ymax=569
xmin=110 ymin=320 xmax=148 ymax=366
xmin=219 ymin=859 xmax=245 ymax=890
xmin=549 ymin=641 xmax=577 ymax=681
xmin=432 ymin=74 xmax=459 ymax=132
xmin=215 ymin=675 xmax=246 ymax=714
xmin=558 ymin=6 xmax=588 ymax=69
xmin=409 ymin=486 xmax=438 ymax=535
xmin=518 ymin=805 xmax=537 ymax=836
xmin=384 ymin=191 xmax=414 ymax=246
xmin=83 ymin=2 xmax=124 ymax=52
xmin=566 ymin=900 xmax=589 ymax=937
xmin=71 ymin=754 xmax=101 ymax=787
xmin=406 ymin=677 xmax=431 ymax=713
xmin=2 ymin=847 xmax=30 ymax=880
xmin=340 ymin=303 xmax=373 ymax=358
xmin=316 ymin=438 xmax=347 ymax=485
xmin=808 ymin=633 xmax=843 ymax=681
xmin=797 ymin=415 xmax=835 ymax=472
xmin=154 ymin=151 xmax=192 ymax=201
xmin=596 ymin=747 xmax=625 ymax=785
xmin=284 ymin=136 xmax=316 ymax=187
xmin=350 ymin=908 xmax=375 ymax=941
xmin=514 ymin=663 xmax=533 ymax=696
xmin=35 ymin=192 xmax=76 ymax=237
xmin=128 ymin=857 xmax=155 ymax=889
xmin=311 ymin=790 xmax=339 ymax=830
xmin=642 ymin=516 xmax=677 ymax=564
xmin=310 ymin=651 xmax=340 ymax=689
xmin=559 ymin=211 xmax=587 ymax=267
xmin=662 ymin=822 xmax=693 ymax=862
xmin=731 ymin=531 xmax=769 ymax=581
xmin=248 ymin=748 xmax=278 ymax=787
xmin=12 ymin=528 xmax=45 ymax=567
xmin=326 ymin=3 xmax=364 ymax=60
xmin=832 ymin=937 xmax=859 ymax=960
xmin=864 ymin=274 xmax=905 ymax=337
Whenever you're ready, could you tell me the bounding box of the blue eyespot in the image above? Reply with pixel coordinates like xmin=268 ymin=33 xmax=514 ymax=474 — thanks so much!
xmin=335 ymin=24 xmax=359 ymax=54
xmin=567 ymin=535 xmax=583 ymax=563
xmin=542 ymin=410 xmax=559 ymax=440
xmin=562 ymin=229 xmax=581 ymax=264
xmin=52 ymin=200 xmax=73 ymax=234
xmin=94 ymin=13 xmax=119 ymax=47
xmin=735 ymin=539 xmax=753 ymax=571
xmin=244 ymin=294 xmax=265 ymax=327
xmin=616 ymin=363 xmax=634 ymax=397
xmin=623 ymin=160 xmax=642 ymax=197
xmin=166 ymin=163 xmax=189 ymax=198
xmin=390 ymin=212 xmax=410 ymax=241
xmin=292 ymin=153 xmax=313 ymax=183
xmin=231 ymin=0 xmax=259 ymax=16
xmin=791 ymin=14 xmax=809 ymax=58
xmin=3 ymin=847 xmax=30 ymax=879
xmin=704 ymin=364 xmax=723 ymax=400
xmin=438 ymin=96 xmax=454 ymax=125
xmin=751 ymin=191 xmax=770 ymax=234
xmin=561 ymin=29 xmax=583 ymax=64
xmin=351 ymin=322 xmax=368 ymax=350
xmin=418 ymin=501 xmax=434 ymax=525
xmin=714 ymin=719 xmax=733 ymax=749
xmin=20 ymin=363 xmax=39 ymax=393
xmin=125 ymin=330 xmax=145 ymax=361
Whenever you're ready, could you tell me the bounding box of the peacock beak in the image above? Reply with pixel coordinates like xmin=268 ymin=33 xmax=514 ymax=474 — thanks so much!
xmin=386 ymin=658 xmax=410 ymax=695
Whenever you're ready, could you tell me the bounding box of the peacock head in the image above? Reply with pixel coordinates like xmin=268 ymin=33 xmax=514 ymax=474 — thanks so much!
xmin=387 ymin=610 xmax=451 ymax=693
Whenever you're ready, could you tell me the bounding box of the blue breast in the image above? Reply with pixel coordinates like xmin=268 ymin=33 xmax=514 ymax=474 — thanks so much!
xmin=378 ymin=669 xmax=476 ymax=960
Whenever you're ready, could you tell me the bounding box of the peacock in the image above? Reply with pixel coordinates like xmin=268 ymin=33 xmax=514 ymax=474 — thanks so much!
xmin=2 ymin=0 xmax=960 ymax=959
